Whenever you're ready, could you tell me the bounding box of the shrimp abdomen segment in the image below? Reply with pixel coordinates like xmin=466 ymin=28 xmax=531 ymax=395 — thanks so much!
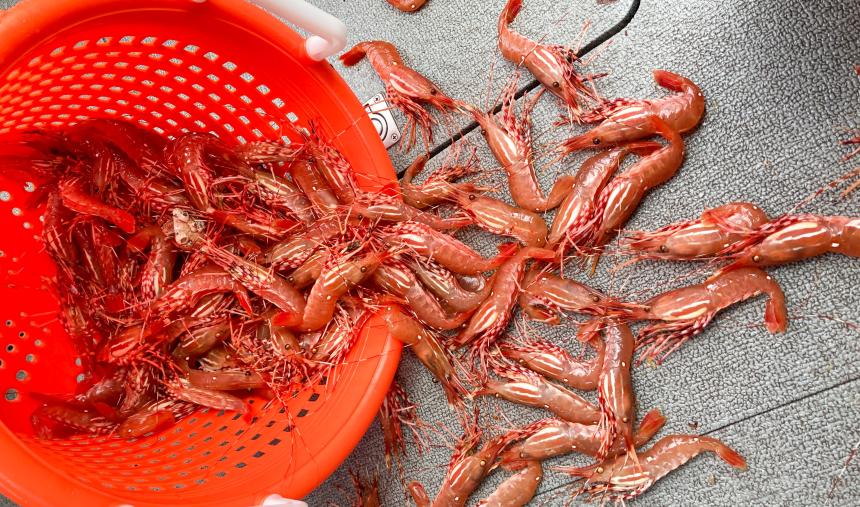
xmin=476 ymin=460 xmax=541 ymax=507
xmin=737 ymin=216 xmax=860 ymax=267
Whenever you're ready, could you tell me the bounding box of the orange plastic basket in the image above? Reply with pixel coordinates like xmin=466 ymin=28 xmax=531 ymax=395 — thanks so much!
xmin=0 ymin=1 xmax=401 ymax=505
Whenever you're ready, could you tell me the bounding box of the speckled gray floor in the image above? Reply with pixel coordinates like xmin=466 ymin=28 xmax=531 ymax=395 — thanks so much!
xmin=1 ymin=0 xmax=859 ymax=506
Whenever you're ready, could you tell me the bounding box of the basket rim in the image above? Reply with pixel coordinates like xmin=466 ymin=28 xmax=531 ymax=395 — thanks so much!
xmin=0 ymin=0 xmax=401 ymax=505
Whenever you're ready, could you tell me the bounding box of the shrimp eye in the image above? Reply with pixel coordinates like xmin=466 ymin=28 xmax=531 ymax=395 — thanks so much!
xmin=591 ymin=295 xmax=600 ymax=303
xmin=752 ymin=255 xmax=761 ymax=263
xmin=592 ymin=138 xmax=601 ymax=145
xmin=429 ymin=88 xmax=438 ymax=95
xmin=360 ymin=266 xmax=368 ymax=273
xmin=287 ymin=276 xmax=295 ymax=283
xmin=468 ymin=194 xmax=477 ymax=201
xmin=552 ymin=81 xmax=560 ymax=88
xmin=659 ymin=245 xmax=668 ymax=253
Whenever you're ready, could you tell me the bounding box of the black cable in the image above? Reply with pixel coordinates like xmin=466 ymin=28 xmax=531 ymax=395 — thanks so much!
xmin=421 ymin=0 xmax=642 ymax=163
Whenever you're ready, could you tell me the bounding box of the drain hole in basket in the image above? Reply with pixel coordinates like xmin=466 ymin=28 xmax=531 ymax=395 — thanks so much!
xmin=6 ymin=344 xmax=15 ymax=353
xmin=15 ymin=370 xmax=28 ymax=382
xmin=5 ymin=388 xmax=18 ymax=402
xmin=25 ymin=354 xmax=35 ymax=363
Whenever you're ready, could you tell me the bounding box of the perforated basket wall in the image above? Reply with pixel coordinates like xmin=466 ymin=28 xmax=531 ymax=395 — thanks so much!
xmin=0 ymin=1 xmax=400 ymax=506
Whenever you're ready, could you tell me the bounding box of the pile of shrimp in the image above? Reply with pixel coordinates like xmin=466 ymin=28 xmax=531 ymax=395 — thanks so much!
xmin=6 ymin=118 xmax=416 ymax=439
xmin=339 ymin=1 xmax=859 ymax=505
xmin=4 ymin=0 xmax=858 ymax=503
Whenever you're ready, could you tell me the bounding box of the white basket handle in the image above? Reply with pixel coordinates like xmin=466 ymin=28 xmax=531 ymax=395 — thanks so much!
xmin=249 ymin=0 xmax=348 ymax=61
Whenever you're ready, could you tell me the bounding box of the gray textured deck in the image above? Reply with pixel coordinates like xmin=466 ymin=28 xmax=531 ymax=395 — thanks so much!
xmin=1 ymin=0 xmax=858 ymax=506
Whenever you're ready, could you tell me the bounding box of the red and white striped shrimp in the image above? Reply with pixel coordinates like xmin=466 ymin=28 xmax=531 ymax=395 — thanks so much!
xmin=561 ymin=435 xmax=747 ymax=501
xmin=549 ymin=142 xmax=661 ymax=251
xmin=630 ymin=267 xmax=788 ymax=364
xmin=476 ymin=460 xmax=542 ymax=507
xmin=173 ymin=318 xmax=233 ymax=360
xmin=59 ymin=175 xmax=136 ymax=233
xmin=595 ymin=321 xmax=636 ymax=459
xmin=500 ymin=334 xmax=604 ymax=391
xmin=557 ymin=70 xmax=705 ymax=155
xmin=380 ymin=221 xmax=517 ymax=275
xmin=622 ymin=202 xmax=771 ymax=261
xmin=149 ymin=266 xmax=250 ymax=319
xmin=172 ymin=210 xmax=305 ymax=326
xmin=302 ymin=121 xmax=360 ymax=204
xmin=585 ymin=115 xmax=686 ymax=250
xmin=340 ymin=41 xmax=461 ymax=150
xmin=297 ymin=250 xmax=385 ymax=332
xmin=408 ymin=259 xmax=493 ymax=313
xmin=400 ymin=153 xmax=485 ymax=210
xmin=465 ymin=82 xmax=576 ymax=212
xmin=499 ymin=409 xmax=666 ymax=465
xmin=386 ymin=0 xmax=428 ymax=13
xmin=287 ymin=249 xmax=328 ymax=289
xmin=289 ymin=159 xmax=341 ymax=214
xmin=476 ymin=363 xmax=601 ymax=425
xmin=381 ymin=306 xmax=469 ymax=406
xmin=409 ymin=418 xmax=519 ymax=507
xmin=348 ymin=190 xmax=471 ymax=231
xmin=453 ymin=247 xmax=556 ymax=370
xmin=498 ymin=0 xmax=602 ymax=122
xmin=349 ymin=469 xmax=382 ymax=507
xmin=116 ymin=405 xmax=176 ymax=438
xmin=237 ymin=165 xmax=314 ymax=223
xmin=186 ymin=368 xmax=266 ymax=391
xmin=518 ymin=269 xmax=628 ymax=324
xmin=128 ymin=225 xmax=176 ymax=302
xmin=31 ymin=403 xmax=117 ymax=439
xmin=451 ymin=190 xmax=548 ymax=247
xmin=727 ymin=214 xmax=860 ymax=268
xmin=165 ymin=132 xmax=227 ymax=212
xmin=378 ymin=381 xmax=428 ymax=470
xmin=373 ymin=260 xmax=473 ymax=330
xmin=163 ymin=378 xmax=247 ymax=413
